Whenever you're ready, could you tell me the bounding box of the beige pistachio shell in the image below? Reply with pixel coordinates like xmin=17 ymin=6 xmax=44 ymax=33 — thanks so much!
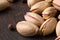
xmin=24 ymin=12 xmax=44 ymax=26
xmin=39 ymin=17 xmax=57 ymax=36
xmin=30 ymin=1 xmax=51 ymax=13
xmin=0 ymin=0 xmax=10 ymax=11
xmin=45 ymin=0 xmax=53 ymax=3
xmin=27 ymin=0 xmax=42 ymax=8
xmin=16 ymin=21 xmax=39 ymax=36
xmin=58 ymin=14 xmax=60 ymax=20
xmin=42 ymin=7 xmax=57 ymax=19
xmin=53 ymin=0 xmax=60 ymax=11
xmin=56 ymin=21 xmax=60 ymax=37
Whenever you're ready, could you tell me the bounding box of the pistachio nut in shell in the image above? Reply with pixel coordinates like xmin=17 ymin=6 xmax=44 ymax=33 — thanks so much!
xmin=39 ymin=17 xmax=57 ymax=36
xmin=0 ymin=0 xmax=10 ymax=11
xmin=53 ymin=0 xmax=60 ymax=11
xmin=24 ymin=12 xmax=44 ymax=26
xmin=27 ymin=0 xmax=42 ymax=8
xmin=56 ymin=21 xmax=60 ymax=37
xmin=16 ymin=21 xmax=39 ymax=36
xmin=30 ymin=1 xmax=51 ymax=13
xmin=42 ymin=7 xmax=57 ymax=19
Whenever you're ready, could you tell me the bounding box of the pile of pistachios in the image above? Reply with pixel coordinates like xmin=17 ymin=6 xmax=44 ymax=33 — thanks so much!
xmin=1 ymin=0 xmax=60 ymax=40
xmin=15 ymin=0 xmax=60 ymax=40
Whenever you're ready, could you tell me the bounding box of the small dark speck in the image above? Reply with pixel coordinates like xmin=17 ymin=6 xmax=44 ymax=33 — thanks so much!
xmin=8 ymin=24 xmax=16 ymax=31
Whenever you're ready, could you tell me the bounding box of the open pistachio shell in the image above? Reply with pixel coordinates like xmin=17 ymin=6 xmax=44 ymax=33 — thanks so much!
xmin=30 ymin=1 xmax=51 ymax=13
xmin=42 ymin=7 xmax=57 ymax=19
xmin=24 ymin=12 xmax=44 ymax=26
xmin=39 ymin=17 xmax=57 ymax=36
xmin=16 ymin=21 xmax=39 ymax=36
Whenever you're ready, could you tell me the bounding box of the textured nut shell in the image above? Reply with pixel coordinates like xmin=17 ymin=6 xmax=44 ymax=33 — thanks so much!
xmin=42 ymin=7 xmax=57 ymax=19
xmin=45 ymin=0 xmax=53 ymax=3
xmin=53 ymin=0 xmax=60 ymax=11
xmin=0 ymin=0 xmax=10 ymax=11
xmin=30 ymin=1 xmax=51 ymax=13
xmin=16 ymin=21 xmax=39 ymax=36
xmin=27 ymin=0 xmax=42 ymax=8
xmin=39 ymin=17 xmax=57 ymax=36
xmin=56 ymin=21 xmax=60 ymax=37
xmin=24 ymin=12 xmax=44 ymax=26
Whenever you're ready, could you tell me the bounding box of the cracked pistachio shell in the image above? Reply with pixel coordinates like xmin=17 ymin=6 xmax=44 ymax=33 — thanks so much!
xmin=56 ymin=21 xmax=60 ymax=37
xmin=0 ymin=0 xmax=10 ymax=11
xmin=16 ymin=21 xmax=39 ymax=36
xmin=39 ymin=17 xmax=57 ymax=36
xmin=42 ymin=7 xmax=57 ymax=19
xmin=27 ymin=0 xmax=42 ymax=8
xmin=30 ymin=1 xmax=51 ymax=13
xmin=24 ymin=12 xmax=44 ymax=26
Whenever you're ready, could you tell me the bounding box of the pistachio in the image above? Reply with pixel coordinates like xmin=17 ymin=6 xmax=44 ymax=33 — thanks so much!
xmin=39 ymin=17 xmax=57 ymax=36
xmin=16 ymin=21 xmax=39 ymax=36
xmin=0 ymin=0 xmax=10 ymax=11
xmin=42 ymin=7 xmax=57 ymax=19
xmin=27 ymin=0 xmax=42 ymax=8
xmin=53 ymin=0 xmax=60 ymax=11
xmin=30 ymin=1 xmax=51 ymax=13
xmin=56 ymin=21 xmax=60 ymax=37
xmin=24 ymin=12 xmax=44 ymax=26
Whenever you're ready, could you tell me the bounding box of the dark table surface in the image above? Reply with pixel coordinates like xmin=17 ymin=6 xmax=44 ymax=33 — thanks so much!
xmin=0 ymin=0 xmax=57 ymax=40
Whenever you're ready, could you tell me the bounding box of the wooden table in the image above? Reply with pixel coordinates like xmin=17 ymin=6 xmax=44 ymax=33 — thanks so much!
xmin=0 ymin=0 xmax=57 ymax=40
